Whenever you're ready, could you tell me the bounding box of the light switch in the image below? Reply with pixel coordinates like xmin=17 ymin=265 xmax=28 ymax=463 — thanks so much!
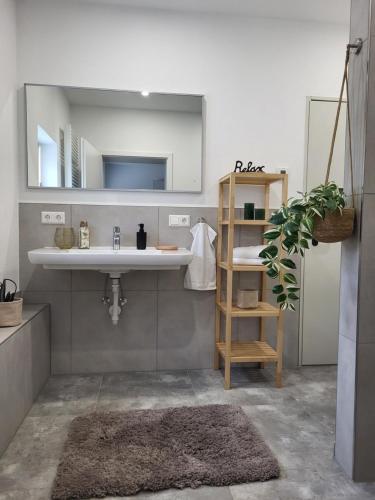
xmin=41 ymin=211 xmax=66 ymax=224
xmin=169 ymin=214 xmax=191 ymax=227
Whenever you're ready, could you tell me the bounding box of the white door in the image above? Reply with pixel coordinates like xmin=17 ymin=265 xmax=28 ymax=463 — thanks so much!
xmin=301 ymin=98 xmax=346 ymax=365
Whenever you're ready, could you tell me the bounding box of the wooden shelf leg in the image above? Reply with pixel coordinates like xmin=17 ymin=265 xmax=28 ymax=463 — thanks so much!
xmin=275 ymin=313 xmax=284 ymax=388
xmin=275 ymin=175 xmax=288 ymax=388
xmin=223 ymin=176 xmax=235 ymax=389
xmin=214 ymin=305 xmax=220 ymax=370
xmin=259 ymin=318 xmax=265 ymax=369
xmin=215 ymin=182 xmax=224 ymax=370
xmin=224 ymin=354 xmax=231 ymax=390
xmin=224 ymin=269 xmax=233 ymax=390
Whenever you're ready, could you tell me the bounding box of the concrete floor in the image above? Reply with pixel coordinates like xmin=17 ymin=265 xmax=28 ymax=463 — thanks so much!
xmin=0 ymin=366 xmax=374 ymax=500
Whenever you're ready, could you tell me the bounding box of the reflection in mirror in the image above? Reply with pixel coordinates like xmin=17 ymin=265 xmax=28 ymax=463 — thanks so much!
xmin=25 ymin=85 xmax=203 ymax=192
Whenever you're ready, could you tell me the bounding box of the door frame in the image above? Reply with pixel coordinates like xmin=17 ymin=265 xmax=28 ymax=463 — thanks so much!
xmin=299 ymin=96 xmax=344 ymax=366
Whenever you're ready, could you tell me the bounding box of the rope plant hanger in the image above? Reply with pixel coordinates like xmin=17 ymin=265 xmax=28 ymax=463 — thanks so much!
xmin=313 ymin=43 xmax=356 ymax=243
xmin=259 ymin=39 xmax=363 ymax=310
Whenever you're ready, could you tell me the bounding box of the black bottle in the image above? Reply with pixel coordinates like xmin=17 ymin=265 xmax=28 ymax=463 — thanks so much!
xmin=137 ymin=223 xmax=147 ymax=250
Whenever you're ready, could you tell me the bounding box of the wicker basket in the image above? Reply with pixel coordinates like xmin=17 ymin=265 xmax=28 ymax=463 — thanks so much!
xmin=0 ymin=298 xmax=23 ymax=327
xmin=313 ymin=208 xmax=355 ymax=243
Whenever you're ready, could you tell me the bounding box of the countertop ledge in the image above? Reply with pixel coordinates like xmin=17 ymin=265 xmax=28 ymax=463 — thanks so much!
xmin=0 ymin=304 xmax=49 ymax=346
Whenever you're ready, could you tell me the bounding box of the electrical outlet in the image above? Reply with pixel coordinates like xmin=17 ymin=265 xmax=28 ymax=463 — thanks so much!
xmin=41 ymin=211 xmax=66 ymax=224
xmin=169 ymin=214 xmax=191 ymax=227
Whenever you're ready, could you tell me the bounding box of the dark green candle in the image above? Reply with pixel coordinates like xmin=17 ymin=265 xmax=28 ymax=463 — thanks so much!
xmin=255 ymin=208 xmax=266 ymax=220
xmin=244 ymin=203 xmax=255 ymax=220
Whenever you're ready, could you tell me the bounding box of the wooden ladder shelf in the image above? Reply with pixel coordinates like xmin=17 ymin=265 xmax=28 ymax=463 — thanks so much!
xmin=214 ymin=172 xmax=288 ymax=389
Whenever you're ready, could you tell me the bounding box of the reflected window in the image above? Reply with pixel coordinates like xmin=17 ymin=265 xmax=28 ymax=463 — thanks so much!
xmin=37 ymin=125 xmax=58 ymax=187
xmin=103 ymin=155 xmax=167 ymax=190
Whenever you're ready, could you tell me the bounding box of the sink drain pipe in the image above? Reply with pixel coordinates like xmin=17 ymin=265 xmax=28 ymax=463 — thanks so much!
xmin=102 ymin=273 xmax=127 ymax=325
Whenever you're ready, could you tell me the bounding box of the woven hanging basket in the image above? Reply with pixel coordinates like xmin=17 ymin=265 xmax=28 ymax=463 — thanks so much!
xmin=313 ymin=208 xmax=355 ymax=243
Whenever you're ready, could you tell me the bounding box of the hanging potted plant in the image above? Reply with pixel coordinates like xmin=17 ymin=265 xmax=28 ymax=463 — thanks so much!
xmin=260 ymin=44 xmax=356 ymax=311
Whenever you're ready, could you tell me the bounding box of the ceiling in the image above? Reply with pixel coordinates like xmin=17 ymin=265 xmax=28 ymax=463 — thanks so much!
xmin=63 ymin=87 xmax=203 ymax=113
xmin=75 ymin=0 xmax=350 ymax=25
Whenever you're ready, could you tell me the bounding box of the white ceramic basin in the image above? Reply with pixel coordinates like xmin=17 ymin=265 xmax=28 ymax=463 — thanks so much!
xmin=28 ymin=246 xmax=193 ymax=272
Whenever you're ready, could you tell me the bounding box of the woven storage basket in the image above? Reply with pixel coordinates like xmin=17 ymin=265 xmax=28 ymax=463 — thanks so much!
xmin=313 ymin=208 xmax=355 ymax=243
xmin=0 ymin=298 xmax=23 ymax=327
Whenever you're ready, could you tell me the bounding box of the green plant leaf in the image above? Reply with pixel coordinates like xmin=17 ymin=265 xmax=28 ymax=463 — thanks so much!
xmin=286 ymin=286 xmax=300 ymax=293
xmin=272 ymin=284 xmax=284 ymax=294
xmin=283 ymin=221 xmax=299 ymax=235
xmin=302 ymin=217 xmax=314 ymax=233
xmin=259 ymin=245 xmax=278 ymax=259
xmin=300 ymin=238 xmax=309 ymax=249
xmin=288 ymin=292 xmax=299 ymax=300
xmin=310 ymin=206 xmax=324 ymax=218
xmin=271 ymin=262 xmax=280 ymax=273
xmin=269 ymin=212 xmax=287 ymax=225
xmin=266 ymin=268 xmax=278 ymax=279
xmin=284 ymin=273 xmax=297 ymax=284
xmin=280 ymin=258 xmax=296 ymax=270
xmin=287 ymin=244 xmax=299 ymax=255
xmin=289 ymin=205 xmax=306 ymax=213
xmin=277 ymin=293 xmax=287 ymax=303
xmin=326 ymin=198 xmax=337 ymax=211
xmin=288 ymin=303 xmax=296 ymax=311
xmin=264 ymin=229 xmax=281 ymax=241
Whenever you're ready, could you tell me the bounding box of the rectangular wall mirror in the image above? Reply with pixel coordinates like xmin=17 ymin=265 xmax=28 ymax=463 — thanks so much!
xmin=25 ymin=84 xmax=203 ymax=192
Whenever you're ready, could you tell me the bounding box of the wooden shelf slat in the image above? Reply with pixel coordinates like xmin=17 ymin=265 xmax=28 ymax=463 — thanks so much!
xmin=219 ymin=173 xmax=286 ymax=185
xmin=219 ymin=262 xmax=268 ymax=272
xmin=216 ymin=341 xmax=278 ymax=362
xmin=220 ymin=219 xmax=271 ymax=226
xmin=217 ymin=301 xmax=280 ymax=318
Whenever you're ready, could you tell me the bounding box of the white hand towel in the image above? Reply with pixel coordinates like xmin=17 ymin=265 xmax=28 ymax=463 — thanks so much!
xmin=184 ymin=222 xmax=217 ymax=291
xmin=233 ymin=245 xmax=267 ymax=259
xmin=233 ymin=257 xmax=264 ymax=265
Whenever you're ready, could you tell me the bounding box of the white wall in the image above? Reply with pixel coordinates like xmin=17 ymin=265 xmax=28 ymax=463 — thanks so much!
xmin=71 ymin=105 xmax=202 ymax=191
xmin=26 ymin=85 xmax=71 ymax=186
xmin=16 ymin=0 xmax=349 ymax=206
xmin=0 ymin=0 xmax=18 ymax=282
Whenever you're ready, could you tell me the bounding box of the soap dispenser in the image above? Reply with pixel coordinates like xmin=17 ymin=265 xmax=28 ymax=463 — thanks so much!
xmin=79 ymin=221 xmax=90 ymax=249
xmin=137 ymin=223 xmax=147 ymax=250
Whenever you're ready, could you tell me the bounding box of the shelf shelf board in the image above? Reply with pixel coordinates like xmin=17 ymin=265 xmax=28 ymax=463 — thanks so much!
xmin=220 ymin=219 xmax=271 ymax=226
xmin=219 ymin=262 xmax=268 ymax=272
xmin=219 ymin=172 xmax=286 ymax=185
xmin=217 ymin=301 xmax=280 ymax=317
xmin=216 ymin=341 xmax=278 ymax=363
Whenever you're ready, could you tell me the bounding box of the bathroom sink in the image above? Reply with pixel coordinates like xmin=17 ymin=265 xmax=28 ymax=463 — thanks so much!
xmin=28 ymin=246 xmax=193 ymax=272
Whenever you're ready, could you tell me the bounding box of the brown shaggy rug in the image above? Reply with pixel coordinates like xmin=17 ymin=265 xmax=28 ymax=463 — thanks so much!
xmin=52 ymin=404 xmax=279 ymax=499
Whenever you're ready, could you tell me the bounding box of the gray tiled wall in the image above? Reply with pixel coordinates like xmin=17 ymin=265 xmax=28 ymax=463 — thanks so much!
xmin=19 ymin=203 xmax=299 ymax=375
xmin=335 ymin=0 xmax=375 ymax=482
xmin=0 ymin=305 xmax=50 ymax=455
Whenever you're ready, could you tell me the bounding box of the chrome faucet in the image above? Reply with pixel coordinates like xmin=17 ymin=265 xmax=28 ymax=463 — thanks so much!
xmin=113 ymin=226 xmax=120 ymax=250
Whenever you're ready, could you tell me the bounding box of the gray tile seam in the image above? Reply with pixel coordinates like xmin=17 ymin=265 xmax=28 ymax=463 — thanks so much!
xmin=69 ymin=288 xmax=73 ymax=374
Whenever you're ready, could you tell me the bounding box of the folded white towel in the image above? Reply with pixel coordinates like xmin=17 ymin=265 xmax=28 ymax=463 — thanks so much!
xmin=233 ymin=245 xmax=267 ymax=259
xmin=233 ymin=257 xmax=264 ymax=265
